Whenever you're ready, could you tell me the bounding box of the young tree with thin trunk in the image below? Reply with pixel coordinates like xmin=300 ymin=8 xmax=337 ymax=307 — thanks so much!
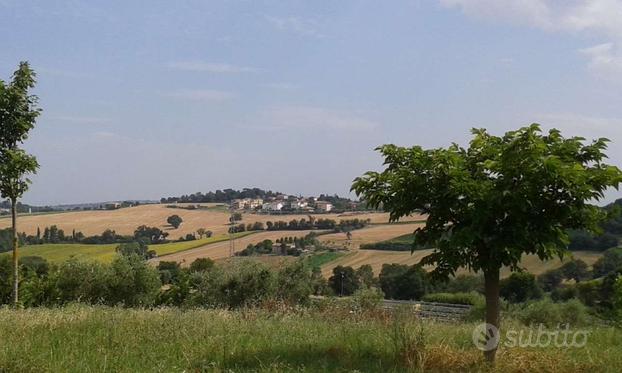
xmin=352 ymin=124 xmax=622 ymax=363
xmin=0 ymin=62 xmax=41 ymax=307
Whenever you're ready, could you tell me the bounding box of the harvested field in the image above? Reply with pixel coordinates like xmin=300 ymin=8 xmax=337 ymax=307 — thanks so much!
xmin=0 ymin=204 xmax=423 ymax=240
xmin=319 ymin=222 xmax=425 ymax=249
xmin=150 ymin=230 xmax=319 ymax=266
xmin=321 ymin=249 xmax=603 ymax=278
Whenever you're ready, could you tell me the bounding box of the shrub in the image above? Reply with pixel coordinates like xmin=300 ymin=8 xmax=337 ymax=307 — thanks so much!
xmin=351 ymin=287 xmax=384 ymax=311
xmin=422 ymin=292 xmax=484 ymax=306
xmin=512 ymin=299 xmax=590 ymax=327
xmin=106 ymin=254 xmax=161 ymax=307
xmin=189 ymin=258 xmax=214 ymax=273
xmin=275 ymin=262 xmax=313 ymax=305
xmin=500 ymin=272 xmax=543 ymax=303
xmin=50 ymin=259 xmax=109 ymax=304
xmin=593 ymin=248 xmax=622 ymax=278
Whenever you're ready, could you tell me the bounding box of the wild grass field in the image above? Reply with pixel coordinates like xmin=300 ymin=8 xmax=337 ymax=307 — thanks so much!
xmin=0 ymin=305 xmax=619 ymax=372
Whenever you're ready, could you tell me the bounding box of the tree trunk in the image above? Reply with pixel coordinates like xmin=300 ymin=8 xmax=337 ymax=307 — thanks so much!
xmin=483 ymin=267 xmax=500 ymax=363
xmin=11 ymin=198 xmax=19 ymax=307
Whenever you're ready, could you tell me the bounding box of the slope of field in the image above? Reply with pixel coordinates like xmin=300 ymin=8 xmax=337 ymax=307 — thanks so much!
xmin=8 ymin=243 xmax=120 ymax=263
xmin=150 ymin=230 xmax=319 ymax=266
xmin=2 ymin=233 xmax=255 ymax=264
xmin=321 ymin=249 xmax=603 ymax=278
xmin=319 ymin=223 xmax=425 ymax=249
xmin=0 ymin=204 xmax=423 ymax=239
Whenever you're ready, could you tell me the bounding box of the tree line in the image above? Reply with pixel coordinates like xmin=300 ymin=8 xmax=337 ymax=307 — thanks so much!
xmin=160 ymin=188 xmax=282 ymax=204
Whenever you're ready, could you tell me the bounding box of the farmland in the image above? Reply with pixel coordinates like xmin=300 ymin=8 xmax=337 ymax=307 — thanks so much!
xmin=0 ymin=203 xmax=422 ymax=238
xmin=150 ymin=229 xmax=320 ymax=266
xmin=1 ymin=232 xmax=255 ymax=263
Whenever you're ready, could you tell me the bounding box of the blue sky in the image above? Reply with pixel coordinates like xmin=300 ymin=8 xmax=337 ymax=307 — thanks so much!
xmin=1 ymin=0 xmax=622 ymax=205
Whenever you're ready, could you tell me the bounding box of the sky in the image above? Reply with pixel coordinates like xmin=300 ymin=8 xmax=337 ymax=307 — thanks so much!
xmin=1 ymin=0 xmax=622 ymax=205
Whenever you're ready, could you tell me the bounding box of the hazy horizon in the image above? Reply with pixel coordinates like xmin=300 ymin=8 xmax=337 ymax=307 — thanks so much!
xmin=2 ymin=1 xmax=622 ymax=205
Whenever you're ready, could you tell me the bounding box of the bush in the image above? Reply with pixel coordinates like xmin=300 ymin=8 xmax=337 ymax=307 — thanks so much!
xmin=188 ymin=260 xmax=275 ymax=308
xmin=106 ymin=254 xmax=161 ymax=307
xmin=500 ymin=272 xmax=543 ymax=303
xmin=422 ymin=292 xmax=484 ymax=306
xmin=50 ymin=259 xmax=109 ymax=304
xmin=351 ymin=287 xmax=384 ymax=311
xmin=512 ymin=299 xmax=590 ymax=327
xmin=275 ymin=262 xmax=313 ymax=305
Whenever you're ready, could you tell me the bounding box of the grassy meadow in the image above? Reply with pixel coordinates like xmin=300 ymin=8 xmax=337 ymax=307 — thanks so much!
xmin=0 ymin=305 xmax=619 ymax=372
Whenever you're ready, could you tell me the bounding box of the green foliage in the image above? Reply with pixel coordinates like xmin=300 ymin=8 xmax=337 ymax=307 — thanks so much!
xmin=166 ymin=214 xmax=183 ymax=229
xmin=275 ymin=261 xmax=313 ymax=305
xmin=511 ymin=298 xmax=590 ymax=327
xmin=352 ymin=125 xmax=622 ymax=277
xmin=328 ymin=265 xmax=360 ymax=296
xmin=116 ymin=241 xmax=156 ymax=260
xmin=500 ymin=272 xmax=543 ymax=303
xmin=421 ymin=291 xmax=484 ymax=306
xmin=133 ymin=225 xmax=168 ymax=244
xmin=592 ymin=247 xmax=622 ymax=278
xmin=431 ymin=274 xmax=483 ymax=294
xmin=189 ymin=257 xmax=214 ymax=273
xmin=351 ymin=287 xmax=384 ymax=311
xmin=614 ymin=276 xmax=622 ymax=319
xmin=568 ymin=229 xmax=618 ymax=251
xmin=356 ymin=264 xmax=375 ymax=288
xmin=106 ymin=254 xmax=161 ymax=307
xmin=379 ymin=263 xmax=429 ymax=300
xmin=188 ymin=260 xmax=276 ymax=308
xmin=50 ymin=259 xmax=109 ymax=304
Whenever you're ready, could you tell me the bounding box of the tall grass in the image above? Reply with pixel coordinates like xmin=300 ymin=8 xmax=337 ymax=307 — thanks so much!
xmin=0 ymin=305 xmax=619 ymax=372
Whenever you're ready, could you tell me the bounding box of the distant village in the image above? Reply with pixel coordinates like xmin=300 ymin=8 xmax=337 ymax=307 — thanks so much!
xmin=230 ymin=195 xmax=358 ymax=213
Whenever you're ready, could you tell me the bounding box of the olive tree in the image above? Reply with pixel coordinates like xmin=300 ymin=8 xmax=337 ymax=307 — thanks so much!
xmin=352 ymin=124 xmax=621 ymax=362
xmin=0 ymin=62 xmax=41 ymax=307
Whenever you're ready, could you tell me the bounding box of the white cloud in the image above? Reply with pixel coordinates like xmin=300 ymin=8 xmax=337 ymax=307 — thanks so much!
xmin=51 ymin=115 xmax=110 ymax=125
xmin=439 ymin=0 xmax=622 ymax=80
xmin=265 ymin=16 xmax=325 ymax=38
xmin=579 ymin=43 xmax=622 ymax=79
xmin=164 ymin=89 xmax=235 ymax=102
xmin=168 ymin=61 xmax=259 ymax=73
xmin=248 ymin=105 xmax=378 ymax=131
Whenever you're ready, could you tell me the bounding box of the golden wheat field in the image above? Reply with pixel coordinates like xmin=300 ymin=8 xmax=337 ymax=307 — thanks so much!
xmin=0 ymin=204 xmax=422 ymax=239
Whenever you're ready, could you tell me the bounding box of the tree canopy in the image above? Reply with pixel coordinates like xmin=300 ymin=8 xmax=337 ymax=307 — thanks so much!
xmin=353 ymin=124 xmax=622 ymax=277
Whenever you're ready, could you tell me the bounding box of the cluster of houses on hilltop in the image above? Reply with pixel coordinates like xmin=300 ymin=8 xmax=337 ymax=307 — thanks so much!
xmin=231 ymin=196 xmax=334 ymax=212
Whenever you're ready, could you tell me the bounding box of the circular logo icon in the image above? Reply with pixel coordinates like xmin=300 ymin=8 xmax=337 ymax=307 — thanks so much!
xmin=472 ymin=323 xmax=500 ymax=351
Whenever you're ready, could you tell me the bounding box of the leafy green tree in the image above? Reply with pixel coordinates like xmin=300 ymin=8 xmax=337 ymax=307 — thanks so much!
xmin=0 ymin=62 xmax=41 ymax=306
xmin=167 ymin=214 xmax=183 ymax=229
xmin=328 ymin=265 xmax=359 ymax=296
xmin=378 ymin=263 xmax=429 ymax=300
xmin=355 ymin=264 xmax=375 ymax=288
xmin=593 ymin=248 xmax=622 ymax=278
xmin=116 ymin=241 xmax=156 ymax=260
xmin=537 ymin=269 xmax=564 ymax=292
xmin=352 ymin=125 xmax=622 ymax=362
xmin=500 ymin=272 xmax=542 ymax=303
xmin=559 ymin=259 xmax=590 ymax=282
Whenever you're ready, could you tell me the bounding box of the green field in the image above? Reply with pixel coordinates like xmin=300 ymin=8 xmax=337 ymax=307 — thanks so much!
xmin=1 ymin=232 xmax=256 ymax=263
xmin=0 ymin=305 xmax=619 ymax=372
xmin=360 ymin=233 xmax=416 ymax=251
xmin=304 ymin=251 xmax=346 ymax=269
